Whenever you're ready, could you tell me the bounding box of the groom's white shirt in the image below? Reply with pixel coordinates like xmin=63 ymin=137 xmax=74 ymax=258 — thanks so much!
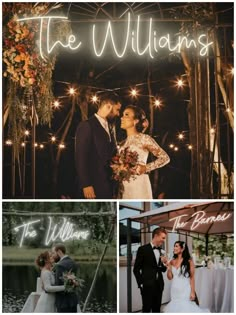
xmin=95 ymin=113 xmax=111 ymax=140
xmin=151 ymin=242 xmax=160 ymax=265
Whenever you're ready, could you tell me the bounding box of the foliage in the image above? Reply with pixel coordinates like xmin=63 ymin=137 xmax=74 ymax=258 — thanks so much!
xmin=2 ymin=202 xmax=116 ymax=247
xmin=3 ymin=3 xmax=71 ymax=149
xmin=193 ymin=235 xmax=234 ymax=264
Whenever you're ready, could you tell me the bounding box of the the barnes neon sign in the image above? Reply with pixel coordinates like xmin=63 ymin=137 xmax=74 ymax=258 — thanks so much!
xmin=169 ymin=210 xmax=231 ymax=232
xmin=17 ymin=13 xmax=213 ymax=60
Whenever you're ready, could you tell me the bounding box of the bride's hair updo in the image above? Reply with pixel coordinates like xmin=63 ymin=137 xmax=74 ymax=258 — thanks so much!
xmin=126 ymin=105 xmax=147 ymax=132
xmin=173 ymin=241 xmax=191 ymax=278
xmin=35 ymin=251 xmax=50 ymax=268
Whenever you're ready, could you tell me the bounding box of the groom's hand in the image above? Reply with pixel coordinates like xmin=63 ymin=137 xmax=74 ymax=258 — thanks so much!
xmin=83 ymin=186 xmax=96 ymax=199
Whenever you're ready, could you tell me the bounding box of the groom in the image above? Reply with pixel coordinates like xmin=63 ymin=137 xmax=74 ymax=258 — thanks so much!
xmin=133 ymin=227 xmax=167 ymax=312
xmin=75 ymin=93 xmax=121 ymax=199
xmin=52 ymin=243 xmax=78 ymax=313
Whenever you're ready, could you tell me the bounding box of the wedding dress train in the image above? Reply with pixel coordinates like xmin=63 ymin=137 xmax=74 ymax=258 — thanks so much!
xmin=163 ymin=266 xmax=210 ymax=313
xmin=120 ymin=134 xmax=170 ymax=199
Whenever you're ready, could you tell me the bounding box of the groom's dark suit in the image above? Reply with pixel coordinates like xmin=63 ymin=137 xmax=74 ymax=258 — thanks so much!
xmin=133 ymin=243 xmax=167 ymax=312
xmin=75 ymin=115 xmax=117 ymax=198
xmin=54 ymin=256 xmax=78 ymax=313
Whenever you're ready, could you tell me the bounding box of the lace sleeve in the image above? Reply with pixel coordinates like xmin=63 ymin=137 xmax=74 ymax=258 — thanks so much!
xmin=143 ymin=135 xmax=170 ymax=173
xmin=42 ymin=271 xmax=65 ymax=293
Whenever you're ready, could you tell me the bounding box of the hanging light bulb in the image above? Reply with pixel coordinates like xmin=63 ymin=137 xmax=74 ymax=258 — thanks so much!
xmin=24 ymin=130 xmax=30 ymax=136
xmin=188 ymin=145 xmax=193 ymax=150
xmin=34 ymin=143 xmax=38 ymax=147
xmin=6 ymin=140 xmax=12 ymax=146
xmin=51 ymin=136 xmax=56 ymax=142
xmin=39 ymin=144 xmax=44 ymax=149
xmin=178 ymin=133 xmax=184 ymax=140
xmin=53 ymin=100 xmax=60 ymax=108
xmin=59 ymin=143 xmax=65 ymax=149
xmin=130 ymin=88 xmax=138 ymax=97
xmin=174 ymin=147 xmax=179 ymax=151
xmin=21 ymin=142 xmax=25 ymax=147
xmin=169 ymin=144 xmax=174 ymax=149
xmin=154 ymin=98 xmax=162 ymax=108
xmin=91 ymin=95 xmax=99 ymax=103
xmin=68 ymin=87 xmax=76 ymax=95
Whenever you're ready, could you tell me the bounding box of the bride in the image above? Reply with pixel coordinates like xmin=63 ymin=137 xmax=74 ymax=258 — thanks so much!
xmin=163 ymin=241 xmax=209 ymax=313
xmin=119 ymin=105 xmax=170 ymax=199
xmin=34 ymin=251 xmax=65 ymax=313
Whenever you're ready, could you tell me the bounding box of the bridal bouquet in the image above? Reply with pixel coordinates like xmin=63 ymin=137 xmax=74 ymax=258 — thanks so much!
xmin=62 ymin=270 xmax=84 ymax=293
xmin=110 ymin=147 xmax=139 ymax=196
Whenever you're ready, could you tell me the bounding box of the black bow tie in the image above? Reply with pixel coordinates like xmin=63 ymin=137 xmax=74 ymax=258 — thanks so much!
xmin=153 ymin=246 xmax=161 ymax=251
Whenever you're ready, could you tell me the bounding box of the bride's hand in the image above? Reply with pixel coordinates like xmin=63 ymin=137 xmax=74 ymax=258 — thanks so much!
xmin=136 ymin=164 xmax=146 ymax=175
xmin=190 ymin=291 xmax=196 ymax=301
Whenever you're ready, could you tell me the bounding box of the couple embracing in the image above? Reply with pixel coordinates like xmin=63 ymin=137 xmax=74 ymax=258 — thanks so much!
xmin=75 ymin=92 xmax=170 ymax=199
xmin=134 ymin=227 xmax=209 ymax=313
xmin=33 ymin=243 xmax=79 ymax=313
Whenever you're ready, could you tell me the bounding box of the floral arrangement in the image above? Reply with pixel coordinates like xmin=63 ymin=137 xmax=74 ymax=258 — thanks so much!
xmin=3 ymin=3 xmax=70 ymax=148
xmin=63 ymin=270 xmax=84 ymax=293
xmin=110 ymin=147 xmax=139 ymax=197
xmin=111 ymin=147 xmax=139 ymax=182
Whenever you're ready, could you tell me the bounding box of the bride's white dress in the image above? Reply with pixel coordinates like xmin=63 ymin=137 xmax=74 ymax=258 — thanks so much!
xmin=34 ymin=270 xmax=65 ymax=313
xmin=163 ymin=266 xmax=209 ymax=313
xmin=120 ymin=133 xmax=170 ymax=199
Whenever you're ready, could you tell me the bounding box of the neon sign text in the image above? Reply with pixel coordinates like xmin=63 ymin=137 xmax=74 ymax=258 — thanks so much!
xmin=17 ymin=13 xmax=213 ymax=59
xmin=169 ymin=210 xmax=231 ymax=232
xmin=14 ymin=217 xmax=89 ymax=247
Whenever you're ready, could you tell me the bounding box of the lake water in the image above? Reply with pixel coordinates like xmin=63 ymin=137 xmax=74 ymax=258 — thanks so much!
xmin=3 ymin=263 xmax=117 ymax=313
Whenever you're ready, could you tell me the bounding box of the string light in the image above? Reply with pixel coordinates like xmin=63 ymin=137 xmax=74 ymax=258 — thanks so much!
xmin=154 ymin=98 xmax=162 ymax=108
xmin=24 ymin=130 xmax=30 ymax=136
xmin=188 ymin=145 xmax=193 ymax=150
xmin=226 ymin=108 xmax=231 ymax=112
xmin=68 ymin=87 xmax=76 ymax=95
xmin=130 ymin=88 xmax=138 ymax=98
xmin=178 ymin=133 xmax=184 ymax=140
xmin=169 ymin=144 xmax=174 ymax=148
xmin=6 ymin=140 xmax=12 ymax=146
xmin=51 ymin=136 xmax=56 ymax=142
xmin=174 ymin=147 xmax=179 ymax=151
xmin=34 ymin=143 xmax=38 ymax=147
xmin=173 ymin=77 xmax=186 ymax=90
xmin=21 ymin=142 xmax=25 ymax=147
xmin=59 ymin=143 xmax=65 ymax=149
xmin=39 ymin=144 xmax=44 ymax=149
xmin=230 ymin=67 xmax=234 ymax=76
xmin=91 ymin=95 xmax=99 ymax=103
xmin=53 ymin=100 xmax=60 ymax=108
xmin=210 ymin=128 xmax=215 ymax=134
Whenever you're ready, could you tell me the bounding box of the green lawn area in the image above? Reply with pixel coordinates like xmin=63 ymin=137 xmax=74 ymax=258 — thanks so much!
xmin=2 ymin=245 xmax=116 ymax=264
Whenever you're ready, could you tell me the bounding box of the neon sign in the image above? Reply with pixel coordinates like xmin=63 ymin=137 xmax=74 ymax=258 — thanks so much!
xmin=14 ymin=217 xmax=90 ymax=247
xmin=17 ymin=13 xmax=213 ymax=60
xmin=169 ymin=210 xmax=231 ymax=232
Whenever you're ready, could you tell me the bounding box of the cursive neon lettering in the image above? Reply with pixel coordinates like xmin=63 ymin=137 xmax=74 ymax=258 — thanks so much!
xmin=169 ymin=210 xmax=231 ymax=232
xmin=17 ymin=14 xmax=213 ymax=59
xmin=14 ymin=219 xmax=40 ymax=247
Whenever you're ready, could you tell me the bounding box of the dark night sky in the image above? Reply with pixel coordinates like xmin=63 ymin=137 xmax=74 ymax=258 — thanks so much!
xmin=3 ymin=2 xmax=233 ymax=199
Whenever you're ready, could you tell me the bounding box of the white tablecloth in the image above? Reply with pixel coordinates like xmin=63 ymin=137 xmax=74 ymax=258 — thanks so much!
xmin=195 ymin=268 xmax=234 ymax=313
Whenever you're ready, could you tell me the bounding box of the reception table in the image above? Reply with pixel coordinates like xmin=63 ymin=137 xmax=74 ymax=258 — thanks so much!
xmin=195 ymin=267 xmax=234 ymax=313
